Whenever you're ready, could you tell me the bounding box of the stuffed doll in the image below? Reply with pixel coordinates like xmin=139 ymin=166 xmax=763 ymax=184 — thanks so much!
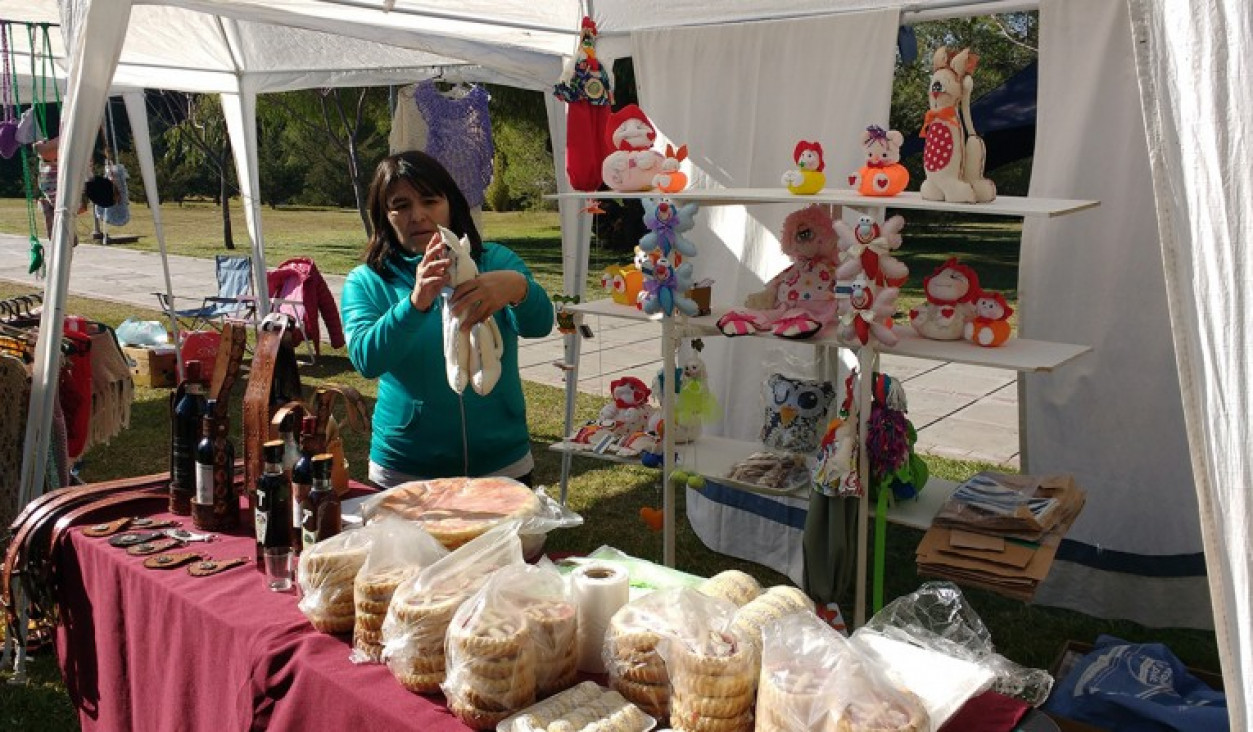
xmin=602 ymin=104 xmax=666 ymax=192
xmin=716 ymin=204 xmax=841 ymax=339
xmin=864 ymin=373 xmax=928 ymax=502
xmin=552 ymin=16 xmax=614 ymax=191
xmin=849 ymin=125 xmax=909 ymax=197
xmin=653 ymin=144 xmax=689 ymax=193
xmin=836 ymin=274 xmax=900 ymax=347
xmin=638 ymin=199 xmax=700 ymax=317
xmin=919 ymin=46 xmax=996 ymax=203
xmin=812 ymin=373 xmax=861 ymax=497
xmin=835 ymin=213 xmax=909 ymax=287
xmin=552 ymin=294 xmax=579 ymax=334
xmin=964 ymin=290 xmax=1014 ymax=347
xmin=597 ymin=376 xmax=655 ymax=437
xmin=909 ymin=258 xmax=980 ymax=340
xmin=440 ymin=226 xmax=504 ymax=395
xmin=761 ymin=373 xmax=837 ymax=455
xmin=644 ymin=344 xmax=720 ymax=445
xmin=781 ymin=140 xmax=827 ymax=195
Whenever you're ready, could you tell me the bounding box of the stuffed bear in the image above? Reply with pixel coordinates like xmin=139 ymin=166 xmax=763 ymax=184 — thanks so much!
xmin=441 ymin=226 xmax=503 ymax=395
xmin=781 ymin=140 xmax=827 ymax=195
xmin=716 ymin=204 xmax=841 ymax=339
xmin=964 ymin=290 xmax=1014 ymax=347
xmin=909 ymin=258 xmax=980 ymax=340
xmin=602 ymin=104 xmax=666 ymax=192
xmin=919 ymin=47 xmax=996 ymax=203
xmin=849 ymin=125 xmax=909 ymax=197
xmin=835 ymin=213 xmax=909 ymax=287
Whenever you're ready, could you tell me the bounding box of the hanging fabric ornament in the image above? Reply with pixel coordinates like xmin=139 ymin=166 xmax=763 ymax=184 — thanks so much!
xmin=552 ymin=16 xmax=613 ymax=191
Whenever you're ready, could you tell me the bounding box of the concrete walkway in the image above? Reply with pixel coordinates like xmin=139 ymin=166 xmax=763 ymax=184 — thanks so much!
xmin=0 ymin=234 xmax=1019 ymax=467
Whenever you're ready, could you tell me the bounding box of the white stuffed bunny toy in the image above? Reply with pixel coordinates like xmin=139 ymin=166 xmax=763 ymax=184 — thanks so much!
xmin=440 ymin=226 xmax=504 ymax=396
xmin=919 ymin=47 xmax=996 ymax=203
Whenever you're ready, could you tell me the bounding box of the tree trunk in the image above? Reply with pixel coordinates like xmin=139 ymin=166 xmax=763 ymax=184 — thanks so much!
xmin=220 ymin=161 xmax=235 ymax=250
xmin=348 ymin=143 xmax=370 ymax=237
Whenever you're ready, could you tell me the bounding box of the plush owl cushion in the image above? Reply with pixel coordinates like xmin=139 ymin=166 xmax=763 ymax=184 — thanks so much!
xmin=760 ymin=373 xmax=837 ymax=454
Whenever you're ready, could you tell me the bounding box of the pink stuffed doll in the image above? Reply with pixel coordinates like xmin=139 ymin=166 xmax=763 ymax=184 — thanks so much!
xmin=964 ymin=290 xmax=1014 ymax=347
xmin=836 ymin=274 xmax=900 ymax=346
xmin=848 ymin=125 xmax=909 ymax=197
xmin=717 ymin=204 xmax=841 ymax=339
xmin=835 ymin=213 xmax=909 ymax=287
xmin=909 ymin=258 xmax=980 ymax=340
xmin=602 ymin=104 xmax=665 ymax=192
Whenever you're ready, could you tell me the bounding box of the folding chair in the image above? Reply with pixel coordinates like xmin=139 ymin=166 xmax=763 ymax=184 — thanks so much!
xmin=155 ymin=255 xmax=258 ymax=335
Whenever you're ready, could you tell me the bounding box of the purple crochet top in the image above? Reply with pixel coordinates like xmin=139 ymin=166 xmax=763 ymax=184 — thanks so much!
xmin=413 ymin=80 xmax=494 ymax=209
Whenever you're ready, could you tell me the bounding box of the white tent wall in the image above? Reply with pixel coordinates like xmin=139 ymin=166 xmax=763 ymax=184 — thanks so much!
xmin=1021 ymin=2 xmax=1209 ymax=629
xmin=18 ymin=0 xmax=132 ymax=506
xmin=1128 ymin=0 xmax=1253 ymax=727
xmin=631 ymin=9 xmax=900 ymax=580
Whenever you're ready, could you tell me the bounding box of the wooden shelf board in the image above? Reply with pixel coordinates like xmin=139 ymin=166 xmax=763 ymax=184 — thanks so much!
xmin=548 ymin=188 xmax=1099 ymax=218
xmin=568 ymin=298 xmax=1092 ymax=373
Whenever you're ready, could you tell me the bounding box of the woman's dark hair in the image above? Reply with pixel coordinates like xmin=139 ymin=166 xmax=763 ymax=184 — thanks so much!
xmin=363 ymin=150 xmax=483 ymax=278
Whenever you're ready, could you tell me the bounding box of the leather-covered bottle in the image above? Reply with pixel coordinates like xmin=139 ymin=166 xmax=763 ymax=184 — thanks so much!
xmin=169 ymin=360 xmax=206 ymax=515
xmin=300 ymin=453 xmax=340 ymax=551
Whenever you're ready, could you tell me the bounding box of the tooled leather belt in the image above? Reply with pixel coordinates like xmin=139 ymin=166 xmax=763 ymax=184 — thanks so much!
xmin=243 ymin=315 xmax=303 ymax=506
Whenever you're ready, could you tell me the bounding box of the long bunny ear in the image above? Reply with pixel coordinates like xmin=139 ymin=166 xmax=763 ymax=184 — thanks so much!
xmin=676 ymin=144 xmax=688 ymax=161
xmin=932 ymin=46 xmax=950 ymax=71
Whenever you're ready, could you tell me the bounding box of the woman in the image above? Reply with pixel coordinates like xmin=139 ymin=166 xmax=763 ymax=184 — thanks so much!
xmin=341 ymin=151 xmax=553 ymax=488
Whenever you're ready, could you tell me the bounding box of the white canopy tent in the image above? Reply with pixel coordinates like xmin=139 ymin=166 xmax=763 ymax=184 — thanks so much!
xmin=9 ymin=1 xmax=1250 ymax=726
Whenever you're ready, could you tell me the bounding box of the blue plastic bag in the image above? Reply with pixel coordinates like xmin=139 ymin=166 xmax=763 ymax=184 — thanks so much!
xmin=1045 ymin=634 xmax=1227 ymax=731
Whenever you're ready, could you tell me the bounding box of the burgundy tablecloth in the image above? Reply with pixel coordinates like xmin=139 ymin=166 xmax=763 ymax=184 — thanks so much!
xmin=54 ymin=481 xmax=473 ymax=732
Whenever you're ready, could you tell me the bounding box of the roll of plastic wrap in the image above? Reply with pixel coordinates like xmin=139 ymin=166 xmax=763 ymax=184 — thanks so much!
xmin=573 ymin=563 xmax=630 ymax=673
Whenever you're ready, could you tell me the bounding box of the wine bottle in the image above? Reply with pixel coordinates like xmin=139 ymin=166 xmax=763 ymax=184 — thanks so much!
xmin=300 ymin=453 xmax=340 ymax=551
xmin=256 ymin=440 xmax=293 ymax=581
xmin=193 ymin=399 xmax=217 ymax=509
xmin=169 ymin=360 xmax=206 ymax=515
xmin=290 ymin=415 xmax=319 ymax=555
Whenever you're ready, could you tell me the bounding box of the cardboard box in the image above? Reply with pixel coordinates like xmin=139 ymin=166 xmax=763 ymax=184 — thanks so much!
xmin=123 ymin=345 xmax=178 ymax=388
xmin=1044 ymin=640 xmax=1225 ymax=732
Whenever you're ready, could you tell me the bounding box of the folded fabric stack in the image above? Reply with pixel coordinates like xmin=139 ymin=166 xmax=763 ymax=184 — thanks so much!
xmin=916 ymin=472 xmax=1086 ymax=601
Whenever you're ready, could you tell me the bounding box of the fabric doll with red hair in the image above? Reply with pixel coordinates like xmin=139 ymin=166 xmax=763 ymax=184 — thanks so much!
xmin=964 ymin=290 xmax=1014 ymax=347
xmin=602 ymin=104 xmax=665 ymax=192
xmin=552 ymin=16 xmax=614 ymax=191
xmin=781 ymin=140 xmax=826 ymax=195
xmin=909 ymin=258 xmax=980 ymax=340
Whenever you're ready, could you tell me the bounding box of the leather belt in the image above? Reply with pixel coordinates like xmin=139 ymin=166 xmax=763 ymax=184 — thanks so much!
xmin=313 ymin=385 xmax=372 ymax=496
xmin=243 ymin=315 xmax=304 ymax=506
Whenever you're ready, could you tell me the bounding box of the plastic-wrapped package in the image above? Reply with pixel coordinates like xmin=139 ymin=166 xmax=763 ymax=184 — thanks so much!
xmin=381 ymin=520 xmax=525 ymax=694
xmin=559 ymin=545 xmax=705 ymax=598
xmin=514 ymin=562 xmax=580 ymax=696
xmin=759 ymin=611 xmax=929 ymax=732
xmin=860 ymin=582 xmax=1053 ymax=706
xmin=729 ymin=585 xmax=814 ymax=652
xmin=499 ymin=681 xmax=656 ymax=732
xmin=604 ymin=589 xmax=684 ymax=720
xmin=361 ymin=479 xmax=582 ymax=558
xmin=350 ymin=517 xmax=449 ymax=664
xmin=695 ymin=569 xmax=763 ymax=607
xmin=296 ymin=528 xmax=375 ymax=633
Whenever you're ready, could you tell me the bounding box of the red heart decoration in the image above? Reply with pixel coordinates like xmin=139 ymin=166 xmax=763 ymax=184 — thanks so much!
xmin=875 ymin=178 xmax=888 ymax=189
xmin=847 ymin=174 xmax=857 ymax=186
xmin=640 ymin=507 xmax=664 ymax=532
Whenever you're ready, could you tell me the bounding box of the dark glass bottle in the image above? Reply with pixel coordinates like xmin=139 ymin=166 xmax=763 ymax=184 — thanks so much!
xmin=193 ymin=399 xmax=218 ymax=508
xmin=300 ymin=453 xmax=340 ymax=551
xmin=255 ymin=440 xmax=293 ymax=570
xmin=289 ymin=415 xmax=319 ymax=555
xmin=169 ymin=360 xmax=206 ymax=515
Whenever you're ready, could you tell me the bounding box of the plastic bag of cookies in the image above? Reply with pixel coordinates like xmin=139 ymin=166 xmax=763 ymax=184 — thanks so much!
xmin=513 ymin=561 xmax=579 ymax=697
xmin=498 ymin=681 xmax=656 ymax=732
xmin=381 ymin=520 xmax=525 ymax=695
xmin=696 ymin=569 xmax=763 ymax=607
xmin=654 ymin=590 xmax=758 ymax=732
xmin=729 ymin=585 xmax=814 ymax=653
xmin=297 ymin=528 xmax=375 ymax=634
xmin=350 ymin=517 xmax=449 ymax=664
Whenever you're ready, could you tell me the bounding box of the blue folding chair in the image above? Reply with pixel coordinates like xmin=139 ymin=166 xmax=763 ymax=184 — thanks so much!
xmin=155 ymin=255 xmax=258 ymax=334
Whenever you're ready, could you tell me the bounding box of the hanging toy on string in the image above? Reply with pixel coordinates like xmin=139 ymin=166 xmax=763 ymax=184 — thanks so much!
xmin=865 ymin=373 xmax=928 ymax=504
xmin=836 ymin=274 xmax=900 ymax=347
xmin=812 ymin=372 xmax=862 ymax=497
xmin=96 ymin=100 xmax=131 ymax=229
xmin=637 ymin=199 xmax=700 ymax=317
xmin=553 ymin=16 xmax=614 ymax=192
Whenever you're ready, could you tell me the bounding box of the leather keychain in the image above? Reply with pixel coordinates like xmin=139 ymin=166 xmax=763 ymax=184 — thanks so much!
xmin=143 ymin=552 xmax=202 ymax=569
xmin=127 ymin=538 xmax=184 ymax=556
xmin=108 ymin=531 xmax=164 ymax=548
xmin=84 ymin=517 xmax=179 ymax=538
xmin=187 ymin=557 xmax=250 ymax=577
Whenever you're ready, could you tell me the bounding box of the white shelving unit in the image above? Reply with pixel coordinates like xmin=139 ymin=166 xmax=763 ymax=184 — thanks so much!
xmin=550 ymin=186 xmax=1099 ymax=625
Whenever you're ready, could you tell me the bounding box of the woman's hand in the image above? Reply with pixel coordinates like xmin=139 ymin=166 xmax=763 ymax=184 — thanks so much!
xmin=450 ymin=270 xmax=527 ymax=330
xmin=409 ymin=232 xmax=451 ymax=311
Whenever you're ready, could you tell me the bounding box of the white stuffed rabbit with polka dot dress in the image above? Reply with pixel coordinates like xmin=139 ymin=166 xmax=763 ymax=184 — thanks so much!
xmin=919 ymin=46 xmax=996 ymax=204
xmin=440 ymin=226 xmax=503 ymax=396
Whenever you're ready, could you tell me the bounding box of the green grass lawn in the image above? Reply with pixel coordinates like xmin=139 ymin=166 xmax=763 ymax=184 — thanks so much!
xmin=0 ymin=203 xmax=1220 ymax=728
